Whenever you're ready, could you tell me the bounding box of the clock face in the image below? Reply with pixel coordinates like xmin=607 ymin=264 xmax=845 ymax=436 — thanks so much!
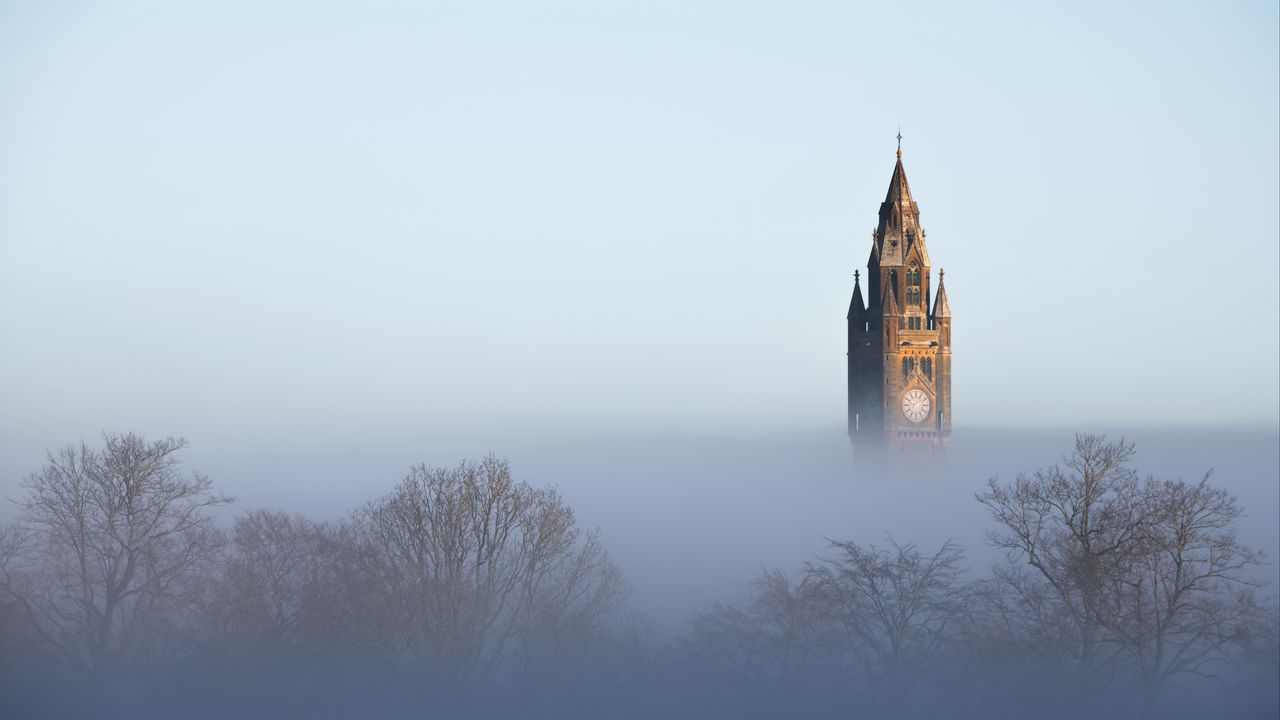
xmin=902 ymin=389 xmax=930 ymax=423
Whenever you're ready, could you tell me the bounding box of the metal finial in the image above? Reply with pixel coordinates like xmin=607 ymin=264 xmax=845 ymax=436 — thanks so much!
xmin=855 ymin=269 xmax=860 ymax=282
xmin=896 ymin=126 xmax=902 ymax=159
xmin=939 ymin=268 xmax=945 ymax=281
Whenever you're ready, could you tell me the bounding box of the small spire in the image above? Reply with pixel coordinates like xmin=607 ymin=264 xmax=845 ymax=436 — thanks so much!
xmin=848 ymin=270 xmax=867 ymax=319
xmin=933 ymin=270 xmax=951 ymax=318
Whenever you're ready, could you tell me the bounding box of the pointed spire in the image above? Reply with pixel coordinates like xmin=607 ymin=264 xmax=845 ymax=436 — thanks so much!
xmin=932 ymin=269 xmax=951 ymax=318
xmin=876 ymin=137 xmax=919 ymax=256
xmin=848 ymin=270 xmax=866 ymax=320
xmin=884 ymin=150 xmax=913 ymax=205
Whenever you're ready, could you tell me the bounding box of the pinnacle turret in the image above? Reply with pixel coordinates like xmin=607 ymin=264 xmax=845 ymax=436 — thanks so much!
xmin=848 ymin=270 xmax=866 ymax=320
xmin=932 ymin=270 xmax=951 ymax=318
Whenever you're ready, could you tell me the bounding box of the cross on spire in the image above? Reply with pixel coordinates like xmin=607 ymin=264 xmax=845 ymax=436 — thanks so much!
xmin=896 ymin=126 xmax=902 ymax=159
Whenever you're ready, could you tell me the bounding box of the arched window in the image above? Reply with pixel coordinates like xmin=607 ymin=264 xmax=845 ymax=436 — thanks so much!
xmin=906 ymin=264 xmax=922 ymax=307
xmin=923 ymin=358 xmax=933 ymax=380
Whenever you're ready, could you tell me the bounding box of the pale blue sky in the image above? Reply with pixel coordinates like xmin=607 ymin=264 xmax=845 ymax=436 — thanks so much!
xmin=1 ymin=0 xmax=1277 ymax=455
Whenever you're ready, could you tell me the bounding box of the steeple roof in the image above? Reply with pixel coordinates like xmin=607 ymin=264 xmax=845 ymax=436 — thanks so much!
xmin=883 ymin=155 xmax=914 ymax=207
xmin=873 ymin=145 xmax=923 ymax=263
xmin=932 ymin=270 xmax=951 ymax=318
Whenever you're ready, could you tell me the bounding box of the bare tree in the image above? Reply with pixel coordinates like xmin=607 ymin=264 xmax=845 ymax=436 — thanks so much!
xmin=686 ymin=569 xmax=833 ymax=685
xmin=0 ymin=433 xmax=231 ymax=674
xmin=976 ymin=561 xmax=1079 ymax=667
xmin=199 ymin=509 xmax=338 ymax=661
xmin=807 ymin=537 xmax=967 ymax=707
xmin=508 ymin=528 xmax=628 ymax=678
xmin=947 ymin=563 xmax=1108 ymax=716
xmin=0 ymin=525 xmax=39 ymax=667
xmin=1104 ymin=475 xmax=1265 ymax=716
xmin=979 ymin=434 xmax=1274 ymax=716
xmin=339 ymin=454 xmax=624 ymax=686
xmin=977 ymin=434 xmax=1146 ymax=679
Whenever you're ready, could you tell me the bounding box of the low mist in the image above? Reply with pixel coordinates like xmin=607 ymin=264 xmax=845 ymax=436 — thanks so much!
xmin=1 ymin=426 xmax=1275 ymax=719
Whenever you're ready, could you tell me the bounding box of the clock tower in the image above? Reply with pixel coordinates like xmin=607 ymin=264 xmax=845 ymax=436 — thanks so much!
xmin=847 ymin=140 xmax=952 ymax=450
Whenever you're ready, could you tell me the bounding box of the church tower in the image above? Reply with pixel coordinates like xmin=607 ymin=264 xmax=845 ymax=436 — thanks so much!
xmin=848 ymin=139 xmax=951 ymax=449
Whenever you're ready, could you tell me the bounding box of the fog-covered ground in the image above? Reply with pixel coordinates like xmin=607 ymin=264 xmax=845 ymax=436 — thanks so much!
xmin=1 ymin=425 xmax=1276 ymax=719
xmin=6 ymin=425 xmax=1272 ymax=627
xmin=205 ymin=426 xmax=1280 ymax=623
xmin=516 ymin=426 xmax=1280 ymax=627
